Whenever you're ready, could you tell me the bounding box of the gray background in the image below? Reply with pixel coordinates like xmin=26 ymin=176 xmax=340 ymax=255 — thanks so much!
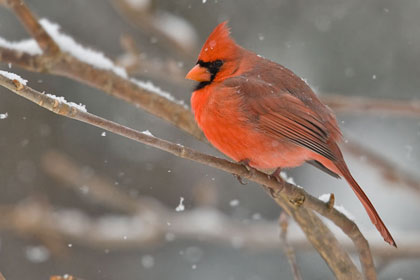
xmin=0 ymin=0 xmax=419 ymax=279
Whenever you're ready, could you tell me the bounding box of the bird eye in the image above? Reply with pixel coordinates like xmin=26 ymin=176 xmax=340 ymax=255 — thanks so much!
xmin=213 ymin=60 xmax=223 ymax=68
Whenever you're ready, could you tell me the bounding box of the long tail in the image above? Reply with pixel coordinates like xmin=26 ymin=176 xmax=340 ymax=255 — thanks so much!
xmin=336 ymin=161 xmax=397 ymax=247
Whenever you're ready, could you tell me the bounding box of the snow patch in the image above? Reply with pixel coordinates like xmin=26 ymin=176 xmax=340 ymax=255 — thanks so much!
xmin=280 ymin=171 xmax=296 ymax=185
xmin=125 ymin=0 xmax=151 ymax=10
xmin=0 ymin=70 xmax=28 ymax=85
xmin=131 ymin=78 xmax=187 ymax=108
xmin=318 ymin=193 xmax=355 ymax=221
xmin=229 ymin=199 xmax=239 ymax=207
xmin=1 ymin=18 xmax=188 ymax=110
xmin=0 ymin=112 xmax=8 ymax=120
xmin=175 ymin=197 xmax=185 ymax=212
xmin=142 ymin=130 xmax=154 ymax=137
xmin=45 ymin=93 xmax=87 ymax=112
xmin=334 ymin=205 xmax=355 ymax=221
xmin=318 ymin=193 xmax=331 ymax=203
xmin=25 ymin=246 xmax=50 ymax=263
xmin=39 ymin=18 xmax=128 ymax=78
xmin=153 ymin=12 xmax=197 ymax=50
xmin=0 ymin=37 xmax=42 ymax=55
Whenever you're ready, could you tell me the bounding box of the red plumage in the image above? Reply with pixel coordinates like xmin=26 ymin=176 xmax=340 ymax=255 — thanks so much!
xmin=186 ymin=22 xmax=396 ymax=247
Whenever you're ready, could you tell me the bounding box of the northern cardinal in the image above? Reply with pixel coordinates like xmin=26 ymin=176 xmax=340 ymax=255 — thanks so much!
xmin=186 ymin=22 xmax=396 ymax=247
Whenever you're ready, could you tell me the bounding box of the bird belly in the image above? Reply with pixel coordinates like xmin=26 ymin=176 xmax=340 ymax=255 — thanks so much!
xmin=192 ymin=86 xmax=312 ymax=170
xmin=201 ymin=118 xmax=312 ymax=170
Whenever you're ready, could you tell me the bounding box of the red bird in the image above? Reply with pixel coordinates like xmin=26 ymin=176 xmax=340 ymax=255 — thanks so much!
xmin=186 ymin=22 xmax=396 ymax=247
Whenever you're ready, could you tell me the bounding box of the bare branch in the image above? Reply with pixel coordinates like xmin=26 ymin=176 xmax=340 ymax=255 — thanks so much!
xmin=50 ymin=275 xmax=82 ymax=280
xmin=279 ymin=213 xmax=303 ymax=280
xmin=41 ymin=149 xmax=410 ymax=273
xmin=0 ymin=0 xmax=204 ymax=140
xmin=323 ymin=94 xmax=420 ymax=118
xmin=0 ymin=73 xmax=372 ymax=279
xmin=0 ymin=47 xmax=45 ymax=71
xmin=5 ymin=0 xmax=60 ymax=56
xmin=0 ymin=2 xmax=402 ymax=278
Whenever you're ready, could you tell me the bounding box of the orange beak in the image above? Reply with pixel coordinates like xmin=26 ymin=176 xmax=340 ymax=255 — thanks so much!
xmin=185 ymin=64 xmax=211 ymax=82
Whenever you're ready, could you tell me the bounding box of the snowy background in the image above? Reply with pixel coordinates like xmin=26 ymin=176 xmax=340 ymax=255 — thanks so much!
xmin=0 ymin=0 xmax=419 ymax=279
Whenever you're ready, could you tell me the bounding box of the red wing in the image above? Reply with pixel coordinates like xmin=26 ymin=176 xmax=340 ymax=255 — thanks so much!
xmin=224 ymin=77 xmax=337 ymax=161
xmin=255 ymin=95 xmax=336 ymax=161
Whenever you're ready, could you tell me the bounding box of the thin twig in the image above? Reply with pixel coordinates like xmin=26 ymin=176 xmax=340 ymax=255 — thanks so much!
xmin=50 ymin=275 xmax=81 ymax=280
xmin=322 ymin=94 xmax=420 ymax=118
xmin=279 ymin=213 xmax=303 ymax=280
xmin=1 ymin=0 xmax=204 ymax=140
xmin=5 ymin=0 xmax=60 ymax=56
xmin=0 ymin=74 xmax=373 ymax=279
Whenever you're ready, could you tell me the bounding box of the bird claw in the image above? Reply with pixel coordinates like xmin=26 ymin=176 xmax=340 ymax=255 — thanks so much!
xmin=270 ymin=167 xmax=283 ymax=182
xmin=238 ymin=159 xmax=251 ymax=171
xmin=233 ymin=174 xmax=247 ymax=185
xmin=233 ymin=159 xmax=252 ymax=185
xmin=267 ymin=186 xmax=282 ymax=198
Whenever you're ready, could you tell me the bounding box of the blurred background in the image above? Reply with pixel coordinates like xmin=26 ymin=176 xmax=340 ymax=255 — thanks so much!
xmin=0 ymin=0 xmax=419 ymax=279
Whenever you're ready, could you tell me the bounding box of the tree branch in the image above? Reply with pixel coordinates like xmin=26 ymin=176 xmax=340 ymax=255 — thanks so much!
xmin=1 ymin=0 xmax=204 ymax=140
xmin=0 ymin=1 xmax=396 ymax=278
xmin=5 ymin=0 xmax=60 ymax=56
xmin=279 ymin=213 xmax=303 ymax=280
xmin=0 ymin=72 xmax=373 ymax=279
xmin=2 ymin=0 xmax=418 ymax=200
xmin=322 ymin=94 xmax=420 ymax=118
xmin=41 ymin=150 xmax=414 ymax=260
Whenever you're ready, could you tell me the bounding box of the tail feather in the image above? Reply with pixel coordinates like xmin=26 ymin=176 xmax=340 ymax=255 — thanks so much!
xmin=336 ymin=161 xmax=397 ymax=247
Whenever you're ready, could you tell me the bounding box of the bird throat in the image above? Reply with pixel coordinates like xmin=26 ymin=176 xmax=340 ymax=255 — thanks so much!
xmin=194 ymin=59 xmax=224 ymax=90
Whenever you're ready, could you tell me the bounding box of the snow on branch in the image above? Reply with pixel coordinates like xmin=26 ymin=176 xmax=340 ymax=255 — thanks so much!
xmin=39 ymin=18 xmax=128 ymax=78
xmin=0 ymin=36 xmax=42 ymax=55
xmin=0 ymin=70 xmax=372 ymax=279
xmin=0 ymin=70 xmax=27 ymax=85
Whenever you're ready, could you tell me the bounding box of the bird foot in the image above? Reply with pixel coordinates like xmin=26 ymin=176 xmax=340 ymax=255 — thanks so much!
xmin=268 ymin=167 xmax=283 ymax=183
xmin=233 ymin=159 xmax=251 ymax=185
xmin=233 ymin=174 xmax=247 ymax=185
xmin=266 ymin=186 xmax=283 ymax=199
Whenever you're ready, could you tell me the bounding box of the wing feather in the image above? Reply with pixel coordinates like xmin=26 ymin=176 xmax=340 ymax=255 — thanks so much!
xmin=224 ymin=77 xmax=337 ymax=161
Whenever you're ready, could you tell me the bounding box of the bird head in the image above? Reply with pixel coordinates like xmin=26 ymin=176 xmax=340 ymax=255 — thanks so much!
xmin=186 ymin=21 xmax=242 ymax=85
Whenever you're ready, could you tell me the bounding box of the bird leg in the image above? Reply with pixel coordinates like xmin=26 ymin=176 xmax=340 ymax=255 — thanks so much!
xmin=269 ymin=167 xmax=283 ymax=182
xmin=264 ymin=168 xmax=289 ymax=199
xmin=233 ymin=159 xmax=251 ymax=185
